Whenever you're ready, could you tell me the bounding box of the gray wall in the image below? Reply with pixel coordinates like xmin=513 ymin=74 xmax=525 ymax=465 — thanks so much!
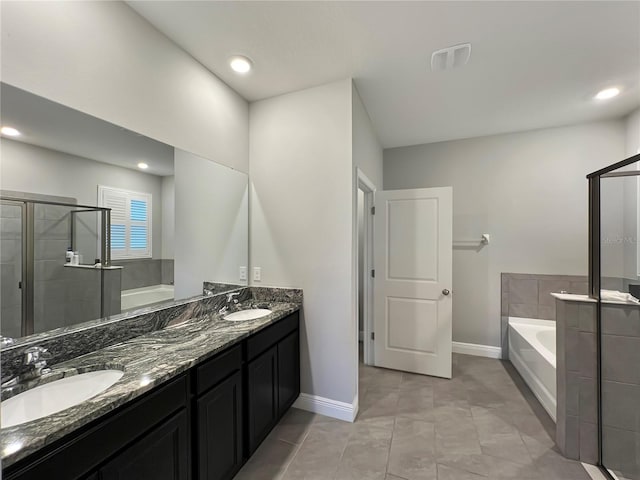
xmin=384 ymin=120 xmax=626 ymax=347
xmin=250 ymin=79 xmax=356 ymax=406
xmin=1 ymin=1 xmax=249 ymax=173
xmin=1 ymin=139 xmax=165 ymax=260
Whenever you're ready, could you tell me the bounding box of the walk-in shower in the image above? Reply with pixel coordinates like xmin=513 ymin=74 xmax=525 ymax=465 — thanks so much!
xmin=589 ymin=152 xmax=640 ymax=480
xmin=0 ymin=195 xmax=116 ymax=338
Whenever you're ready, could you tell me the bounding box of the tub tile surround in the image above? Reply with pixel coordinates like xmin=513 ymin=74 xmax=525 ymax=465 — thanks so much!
xmin=501 ymin=273 xmax=589 ymax=359
xmin=112 ymin=258 xmax=174 ymax=290
xmin=0 ymin=285 xmax=302 ymax=468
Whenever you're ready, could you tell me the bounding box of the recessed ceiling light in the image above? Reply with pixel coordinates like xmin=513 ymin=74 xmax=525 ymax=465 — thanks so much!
xmin=229 ymin=55 xmax=252 ymax=74
xmin=594 ymin=87 xmax=621 ymax=100
xmin=1 ymin=126 xmax=21 ymax=137
xmin=137 ymin=162 xmax=149 ymax=170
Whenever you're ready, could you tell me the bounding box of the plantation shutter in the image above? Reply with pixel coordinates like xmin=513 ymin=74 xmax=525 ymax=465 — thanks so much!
xmin=98 ymin=186 xmax=152 ymax=259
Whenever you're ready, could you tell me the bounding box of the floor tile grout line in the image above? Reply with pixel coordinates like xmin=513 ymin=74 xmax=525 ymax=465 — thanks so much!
xmin=383 ymin=414 xmax=398 ymax=477
xmin=274 ymin=417 xmax=318 ymax=479
xmin=274 ymin=437 xmax=304 ymax=480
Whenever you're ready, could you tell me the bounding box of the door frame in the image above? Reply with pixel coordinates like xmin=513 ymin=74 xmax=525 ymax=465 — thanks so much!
xmin=355 ymin=168 xmax=376 ymax=366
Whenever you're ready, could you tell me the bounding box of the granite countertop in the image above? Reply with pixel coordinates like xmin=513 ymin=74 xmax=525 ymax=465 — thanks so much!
xmin=1 ymin=300 xmax=300 ymax=468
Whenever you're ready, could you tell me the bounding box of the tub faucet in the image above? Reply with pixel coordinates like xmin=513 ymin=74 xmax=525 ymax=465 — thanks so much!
xmin=2 ymin=346 xmax=52 ymax=388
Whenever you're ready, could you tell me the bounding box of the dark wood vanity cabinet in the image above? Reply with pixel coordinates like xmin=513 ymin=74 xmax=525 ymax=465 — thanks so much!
xmin=195 ymin=345 xmax=244 ymax=480
xmin=99 ymin=410 xmax=190 ymax=480
xmin=4 ymin=375 xmax=190 ymax=480
xmin=277 ymin=330 xmax=300 ymax=417
xmin=247 ymin=345 xmax=279 ymax=453
xmin=246 ymin=313 xmax=300 ymax=455
xmin=3 ymin=311 xmax=299 ymax=480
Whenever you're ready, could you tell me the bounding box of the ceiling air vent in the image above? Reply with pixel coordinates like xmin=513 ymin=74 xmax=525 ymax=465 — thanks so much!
xmin=430 ymin=43 xmax=472 ymax=71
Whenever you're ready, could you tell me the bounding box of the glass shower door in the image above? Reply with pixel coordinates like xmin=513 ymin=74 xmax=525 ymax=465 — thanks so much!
xmin=0 ymin=200 xmax=24 ymax=338
xmin=598 ymin=161 xmax=640 ymax=480
xmin=32 ymin=203 xmax=103 ymax=334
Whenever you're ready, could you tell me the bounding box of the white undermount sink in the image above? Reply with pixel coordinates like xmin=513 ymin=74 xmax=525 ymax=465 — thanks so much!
xmin=224 ymin=309 xmax=272 ymax=322
xmin=1 ymin=369 xmax=124 ymax=429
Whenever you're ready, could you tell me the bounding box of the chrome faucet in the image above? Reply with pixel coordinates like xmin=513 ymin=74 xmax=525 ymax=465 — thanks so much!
xmin=2 ymin=346 xmax=52 ymax=388
xmin=219 ymin=292 xmax=241 ymax=315
xmin=226 ymin=292 xmax=240 ymax=304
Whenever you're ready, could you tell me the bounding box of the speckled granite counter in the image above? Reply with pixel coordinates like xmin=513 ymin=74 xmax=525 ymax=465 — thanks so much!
xmin=1 ymin=296 xmax=300 ymax=468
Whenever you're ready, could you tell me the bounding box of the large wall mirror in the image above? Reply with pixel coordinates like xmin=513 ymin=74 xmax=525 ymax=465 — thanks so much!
xmin=0 ymin=82 xmax=248 ymax=339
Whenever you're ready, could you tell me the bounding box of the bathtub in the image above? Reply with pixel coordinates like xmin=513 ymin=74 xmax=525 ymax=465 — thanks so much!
xmin=508 ymin=317 xmax=556 ymax=421
xmin=121 ymin=284 xmax=175 ymax=311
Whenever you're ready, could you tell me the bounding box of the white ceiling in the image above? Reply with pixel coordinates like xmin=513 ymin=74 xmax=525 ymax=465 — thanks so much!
xmin=1 ymin=83 xmax=175 ymax=176
xmin=129 ymin=1 xmax=640 ymax=149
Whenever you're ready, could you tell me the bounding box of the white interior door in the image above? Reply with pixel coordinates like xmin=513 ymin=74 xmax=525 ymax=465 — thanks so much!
xmin=374 ymin=187 xmax=452 ymax=378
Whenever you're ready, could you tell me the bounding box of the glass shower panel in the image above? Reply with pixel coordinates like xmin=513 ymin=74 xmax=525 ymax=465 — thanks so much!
xmin=0 ymin=201 xmax=23 ymax=338
xmin=73 ymin=209 xmax=101 ymax=265
xmin=32 ymin=203 xmax=103 ymax=333
xmin=600 ymin=167 xmax=640 ymax=480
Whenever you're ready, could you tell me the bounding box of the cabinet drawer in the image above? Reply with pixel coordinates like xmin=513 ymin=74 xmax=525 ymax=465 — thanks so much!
xmin=196 ymin=344 xmax=242 ymax=395
xmin=246 ymin=312 xmax=298 ymax=361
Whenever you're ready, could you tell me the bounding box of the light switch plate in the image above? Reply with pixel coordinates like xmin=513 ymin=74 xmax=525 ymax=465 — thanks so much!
xmin=253 ymin=267 xmax=261 ymax=282
xmin=239 ymin=266 xmax=247 ymax=281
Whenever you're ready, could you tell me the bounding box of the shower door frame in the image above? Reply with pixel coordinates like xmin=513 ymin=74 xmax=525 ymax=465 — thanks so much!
xmin=0 ymin=199 xmax=30 ymax=336
xmin=588 ymin=151 xmax=640 ymax=480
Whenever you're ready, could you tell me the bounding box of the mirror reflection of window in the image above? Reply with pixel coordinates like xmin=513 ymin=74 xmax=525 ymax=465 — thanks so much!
xmin=98 ymin=186 xmax=152 ymax=260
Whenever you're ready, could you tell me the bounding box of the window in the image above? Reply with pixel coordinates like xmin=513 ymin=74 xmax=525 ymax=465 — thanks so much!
xmin=98 ymin=185 xmax=152 ymax=259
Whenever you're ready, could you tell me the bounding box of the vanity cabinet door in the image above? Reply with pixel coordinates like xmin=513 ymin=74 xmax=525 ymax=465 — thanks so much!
xmin=246 ymin=345 xmax=278 ymax=454
xmin=277 ymin=331 xmax=300 ymax=417
xmin=197 ymin=371 xmax=243 ymax=480
xmin=100 ymin=409 xmax=190 ymax=480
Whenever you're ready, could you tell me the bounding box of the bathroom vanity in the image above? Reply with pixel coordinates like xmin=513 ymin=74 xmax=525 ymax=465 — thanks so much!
xmin=1 ymin=289 xmax=301 ymax=480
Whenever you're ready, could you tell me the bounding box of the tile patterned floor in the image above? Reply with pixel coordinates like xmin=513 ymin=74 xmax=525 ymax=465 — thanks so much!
xmin=236 ymin=353 xmax=592 ymax=479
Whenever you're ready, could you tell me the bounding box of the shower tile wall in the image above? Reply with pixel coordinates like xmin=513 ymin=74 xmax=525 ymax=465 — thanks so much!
xmin=32 ymin=205 xmax=121 ymax=333
xmin=1 ymin=203 xmax=23 ymax=338
xmin=601 ymin=303 xmax=640 ymax=479
xmin=555 ymin=298 xmax=598 ymax=464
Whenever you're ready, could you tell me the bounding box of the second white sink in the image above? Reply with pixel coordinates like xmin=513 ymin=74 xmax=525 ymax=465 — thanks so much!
xmin=1 ymin=369 xmax=124 ymax=429
xmin=224 ymin=309 xmax=272 ymax=322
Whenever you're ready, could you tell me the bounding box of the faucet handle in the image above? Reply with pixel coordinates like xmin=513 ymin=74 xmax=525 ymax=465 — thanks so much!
xmin=226 ymin=292 xmax=241 ymax=302
xmin=23 ymin=346 xmax=52 ymax=365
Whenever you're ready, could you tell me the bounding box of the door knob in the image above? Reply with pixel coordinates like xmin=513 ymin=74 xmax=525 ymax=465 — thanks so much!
xmin=442 ymin=289 xmax=450 ymax=296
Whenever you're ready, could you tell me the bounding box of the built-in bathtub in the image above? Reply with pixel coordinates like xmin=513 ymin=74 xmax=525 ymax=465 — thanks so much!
xmin=508 ymin=317 xmax=556 ymax=421
xmin=121 ymin=284 xmax=175 ymax=311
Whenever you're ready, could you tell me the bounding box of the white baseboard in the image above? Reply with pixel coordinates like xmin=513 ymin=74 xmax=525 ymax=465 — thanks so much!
xmin=293 ymin=393 xmax=357 ymax=422
xmin=452 ymin=341 xmax=502 ymax=359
